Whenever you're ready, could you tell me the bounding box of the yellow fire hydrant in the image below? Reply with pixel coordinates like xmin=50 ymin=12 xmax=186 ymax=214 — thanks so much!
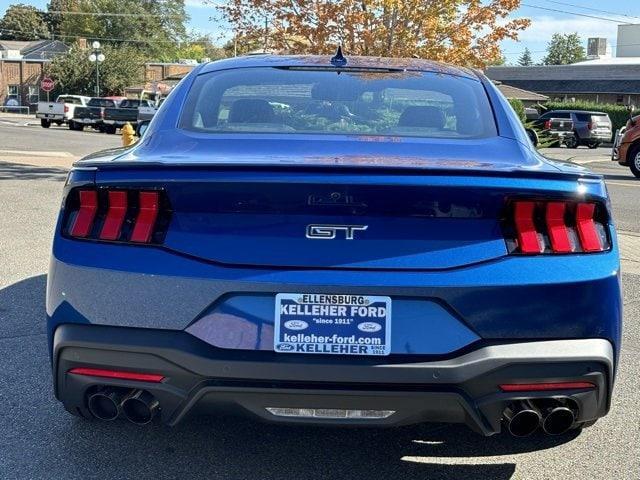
xmin=121 ymin=122 xmax=136 ymax=147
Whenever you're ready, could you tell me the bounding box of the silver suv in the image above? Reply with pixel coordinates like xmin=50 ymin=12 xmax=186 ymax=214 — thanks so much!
xmin=538 ymin=110 xmax=612 ymax=149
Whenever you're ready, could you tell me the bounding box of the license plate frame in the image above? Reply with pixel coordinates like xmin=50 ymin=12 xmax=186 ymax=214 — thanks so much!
xmin=274 ymin=293 xmax=391 ymax=356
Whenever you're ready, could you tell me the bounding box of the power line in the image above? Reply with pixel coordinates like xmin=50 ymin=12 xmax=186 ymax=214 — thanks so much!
xmin=521 ymin=3 xmax=627 ymax=23
xmin=539 ymin=1 xmax=640 ymax=22
xmin=48 ymin=10 xmax=183 ymax=18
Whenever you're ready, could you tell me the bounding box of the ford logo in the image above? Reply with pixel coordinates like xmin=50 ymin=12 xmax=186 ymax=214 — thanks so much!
xmin=358 ymin=322 xmax=382 ymax=333
xmin=277 ymin=343 xmax=295 ymax=351
xmin=284 ymin=320 xmax=309 ymax=331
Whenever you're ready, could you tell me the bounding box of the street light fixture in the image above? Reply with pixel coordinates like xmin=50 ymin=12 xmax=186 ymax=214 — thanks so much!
xmin=89 ymin=41 xmax=105 ymax=97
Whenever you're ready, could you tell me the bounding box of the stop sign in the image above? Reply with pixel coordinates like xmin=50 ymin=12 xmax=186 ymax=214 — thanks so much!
xmin=41 ymin=77 xmax=55 ymax=92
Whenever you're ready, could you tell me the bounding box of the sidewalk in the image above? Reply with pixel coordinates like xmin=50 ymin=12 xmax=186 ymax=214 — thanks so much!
xmin=0 ymin=111 xmax=39 ymax=126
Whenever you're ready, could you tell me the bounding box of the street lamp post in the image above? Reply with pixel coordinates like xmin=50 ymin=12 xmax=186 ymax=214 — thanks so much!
xmin=88 ymin=41 xmax=105 ymax=97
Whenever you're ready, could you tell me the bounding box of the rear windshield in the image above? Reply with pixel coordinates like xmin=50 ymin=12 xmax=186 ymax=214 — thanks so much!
xmin=180 ymin=67 xmax=496 ymax=139
xmin=57 ymin=96 xmax=83 ymax=105
xmin=88 ymin=98 xmax=116 ymax=107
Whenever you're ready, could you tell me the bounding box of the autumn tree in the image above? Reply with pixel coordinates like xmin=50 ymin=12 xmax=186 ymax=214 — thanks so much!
xmin=518 ymin=47 xmax=533 ymax=66
xmin=0 ymin=4 xmax=50 ymax=40
xmin=543 ymin=33 xmax=585 ymax=65
xmin=215 ymin=0 xmax=530 ymax=67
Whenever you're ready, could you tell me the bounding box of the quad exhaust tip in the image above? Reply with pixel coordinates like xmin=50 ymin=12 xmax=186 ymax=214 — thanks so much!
xmin=503 ymin=400 xmax=542 ymax=437
xmin=121 ymin=389 xmax=159 ymax=425
xmin=503 ymin=399 xmax=578 ymax=437
xmin=542 ymin=406 xmax=576 ymax=435
xmin=87 ymin=388 xmax=125 ymax=421
xmin=87 ymin=388 xmax=159 ymax=424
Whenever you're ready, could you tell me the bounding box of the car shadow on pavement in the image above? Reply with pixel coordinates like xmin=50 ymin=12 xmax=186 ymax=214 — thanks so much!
xmin=0 ymin=275 xmax=577 ymax=480
xmin=0 ymin=160 xmax=68 ymax=181
xmin=602 ymin=173 xmax=639 ymax=181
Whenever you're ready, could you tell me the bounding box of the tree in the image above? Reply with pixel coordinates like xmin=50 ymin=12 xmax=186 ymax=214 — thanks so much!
xmin=215 ymin=0 xmax=530 ymax=67
xmin=543 ymin=33 xmax=585 ymax=65
xmin=0 ymin=4 xmax=50 ymax=40
xmin=518 ymin=47 xmax=533 ymax=66
xmin=45 ymin=0 xmax=73 ymax=36
xmin=58 ymin=0 xmax=189 ymax=59
xmin=46 ymin=43 xmax=147 ymax=96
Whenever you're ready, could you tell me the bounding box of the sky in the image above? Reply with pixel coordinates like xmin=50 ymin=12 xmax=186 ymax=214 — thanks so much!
xmin=0 ymin=0 xmax=638 ymax=63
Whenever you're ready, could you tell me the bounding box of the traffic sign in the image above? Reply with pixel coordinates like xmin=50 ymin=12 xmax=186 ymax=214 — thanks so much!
xmin=41 ymin=77 xmax=55 ymax=92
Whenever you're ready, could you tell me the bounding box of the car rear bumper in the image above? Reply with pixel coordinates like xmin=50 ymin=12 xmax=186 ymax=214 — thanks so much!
xmin=53 ymin=323 xmax=613 ymax=435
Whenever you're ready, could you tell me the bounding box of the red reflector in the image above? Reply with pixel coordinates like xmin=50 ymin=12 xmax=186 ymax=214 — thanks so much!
xmin=130 ymin=191 xmax=159 ymax=243
xmin=69 ymin=367 xmax=164 ymax=383
xmin=99 ymin=191 xmax=128 ymax=240
xmin=546 ymin=202 xmax=572 ymax=253
xmin=500 ymin=382 xmax=595 ymax=392
xmin=70 ymin=190 xmax=98 ymax=237
xmin=514 ymin=201 xmax=542 ymax=253
xmin=576 ymin=203 xmax=603 ymax=252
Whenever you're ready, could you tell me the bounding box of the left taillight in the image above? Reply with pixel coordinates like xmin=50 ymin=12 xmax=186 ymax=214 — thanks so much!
xmin=504 ymin=199 xmax=610 ymax=255
xmin=65 ymin=188 xmax=170 ymax=244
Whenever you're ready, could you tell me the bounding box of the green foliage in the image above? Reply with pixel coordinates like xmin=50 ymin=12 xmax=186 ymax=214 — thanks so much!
xmin=542 ymin=100 xmax=636 ymax=134
xmin=0 ymin=3 xmax=50 ymax=40
xmin=46 ymin=44 xmax=147 ymax=96
xmin=508 ymin=98 xmax=526 ymax=123
xmin=518 ymin=47 xmax=533 ymax=66
xmin=58 ymin=0 xmax=188 ymax=60
xmin=543 ymin=33 xmax=586 ymax=65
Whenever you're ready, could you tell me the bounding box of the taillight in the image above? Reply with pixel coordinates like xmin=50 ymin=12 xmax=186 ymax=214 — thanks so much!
xmin=65 ymin=188 xmax=170 ymax=244
xmin=64 ymin=105 xmax=69 ymax=113
xmin=505 ymin=199 xmax=609 ymax=254
xmin=587 ymin=121 xmax=593 ymax=130
xmin=544 ymin=120 xmax=551 ymax=130
xmin=100 ymin=108 xmax=105 ymax=118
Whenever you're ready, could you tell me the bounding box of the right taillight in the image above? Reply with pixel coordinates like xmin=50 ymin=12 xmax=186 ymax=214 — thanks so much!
xmin=544 ymin=120 xmax=551 ymax=130
xmin=65 ymin=188 xmax=170 ymax=244
xmin=505 ymin=199 xmax=609 ymax=255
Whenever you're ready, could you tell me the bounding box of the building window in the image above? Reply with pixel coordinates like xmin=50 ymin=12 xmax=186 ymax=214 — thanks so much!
xmin=28 ymin=85 xmax=39 ymax=104
xmin=616 ymin=95 xmax=624 ymax=105
xmin=7 ymin=85 xmax=19 ymax=99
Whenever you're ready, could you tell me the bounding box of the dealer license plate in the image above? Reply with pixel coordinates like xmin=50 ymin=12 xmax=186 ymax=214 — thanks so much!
xmin=274 ymin=293 xmax=391 ymax=356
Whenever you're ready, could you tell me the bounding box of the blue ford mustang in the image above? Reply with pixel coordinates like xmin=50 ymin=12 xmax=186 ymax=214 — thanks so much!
xmin=47 ymin=54 xmax=621 ymax=438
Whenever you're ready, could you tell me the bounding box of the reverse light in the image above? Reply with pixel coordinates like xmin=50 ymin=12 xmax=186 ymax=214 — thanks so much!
xmin=500 ymin=382 xmax=595 ymax=392
xmin=69 ymin=367 xmax=164 ymax=383
xmin=505 ymin=199 xmax=609 ymax=255
xmin=66 ymin=188 xmax=169 ymax=244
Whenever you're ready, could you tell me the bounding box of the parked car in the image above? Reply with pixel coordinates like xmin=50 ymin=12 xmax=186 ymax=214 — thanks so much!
xmin=536 ymin=110 xmax=612 ymax=149
xmin=72 ymin=97 xmax=125 ymax=132
xmin=48 ymin=54 xmax=620 ymax=439
xmin=137 ymin=97 xmax=166 ymax=123
xmin=103 ymin=99 xmax=153 ymax=131
xmin=531 ymin=114 xmax=576 ymax=147
xmin=612 ymin=113 xmax=640 ymax=177
xmin=36 ymin=95 xmax=90 ymax=128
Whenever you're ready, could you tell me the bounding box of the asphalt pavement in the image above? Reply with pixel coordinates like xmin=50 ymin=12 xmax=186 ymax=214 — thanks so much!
xmin=0 ymin=121 xmax=639 ymax=479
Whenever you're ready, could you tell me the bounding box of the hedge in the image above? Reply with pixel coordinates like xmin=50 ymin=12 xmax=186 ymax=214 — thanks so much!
xmin=507 ymin=98 xmax=526 ymax=123
xmin=539 ymin=101 xmax=636 ymax=134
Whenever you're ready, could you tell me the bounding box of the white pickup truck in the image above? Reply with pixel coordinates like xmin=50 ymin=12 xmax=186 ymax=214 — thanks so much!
xmin=36 ymin=95 xmax=91 ymax=128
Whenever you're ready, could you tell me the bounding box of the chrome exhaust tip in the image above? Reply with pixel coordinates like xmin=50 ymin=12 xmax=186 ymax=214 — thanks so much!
xmin=121 ymin=390 xmax=159 ymax=425
xmin=542 ymin=406 xmax=576 ymax=435
xmin=87 ymin=388 xmax=126 ymax=421
xmin=503 ymin=401 xmax=542 ymax=437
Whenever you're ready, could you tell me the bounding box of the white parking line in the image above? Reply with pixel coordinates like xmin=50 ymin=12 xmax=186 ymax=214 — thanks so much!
xmin=606 ymin=181 xmax=640 ymax=188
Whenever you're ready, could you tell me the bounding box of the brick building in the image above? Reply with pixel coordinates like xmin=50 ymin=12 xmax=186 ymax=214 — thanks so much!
xmin=0 ymin=40 xmax=69 ymax=108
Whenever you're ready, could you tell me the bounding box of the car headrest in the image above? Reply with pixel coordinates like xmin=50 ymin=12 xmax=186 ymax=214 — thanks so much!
xmin=228 ymin=99 xmax=275 ymax=123
xmin=398 ymin=106 xmax=445 ymax=129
